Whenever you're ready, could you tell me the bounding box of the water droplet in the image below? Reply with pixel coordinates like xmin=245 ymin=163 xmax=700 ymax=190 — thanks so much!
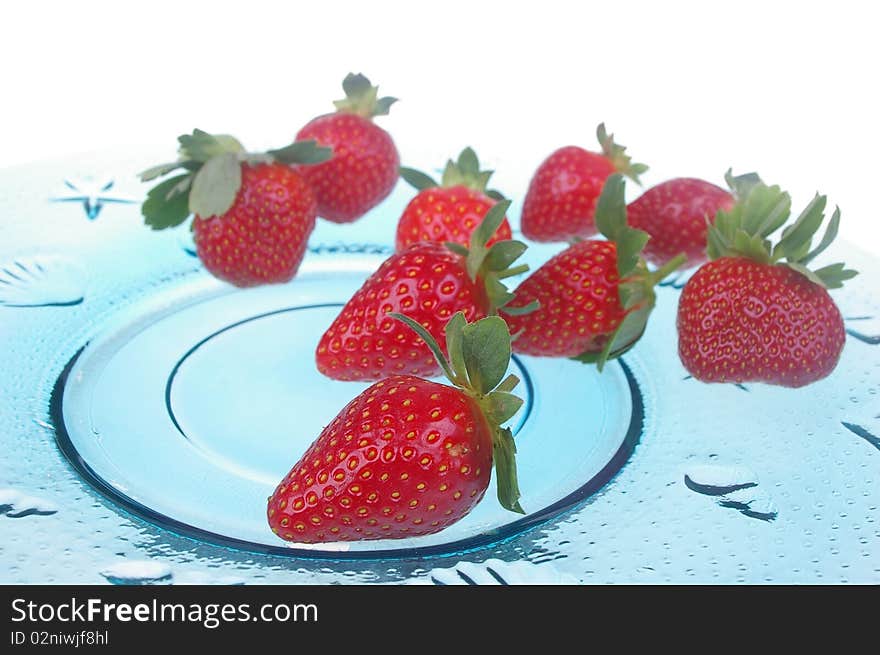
xmin=684 ymin=464 xmax=759 ymax=496
xmin=100 ymin=560 xmax=172 ymax=585
xmin=0 ymin=255 xmax=86 ymax=308
xmin=0 ymin=488 xmax=59 ymax=517
xmin=171 ymin=571 xmax=246 ymax=585
xmin=409 ymin=558 xmax=578 ymax=585
xmin=718 ymin=487 xmax=778 ymax=521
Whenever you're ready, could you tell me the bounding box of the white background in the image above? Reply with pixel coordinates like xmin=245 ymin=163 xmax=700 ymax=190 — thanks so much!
xmin=2 ymin=0 xmax=877 ymax=253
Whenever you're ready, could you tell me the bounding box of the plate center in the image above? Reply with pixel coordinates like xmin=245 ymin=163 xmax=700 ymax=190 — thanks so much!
xmin=166 ymin=305 xmax=531 ymax=486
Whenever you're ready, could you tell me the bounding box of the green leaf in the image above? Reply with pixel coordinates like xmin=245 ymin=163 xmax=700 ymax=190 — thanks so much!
xmin=443 ymin=242 xmax=470 ymax=257
xmin=594 ymin=172 xmax=651 ymax=279
xmin=570 ymin=314 xmax=644 ymax=372
xmin=570 ymin=320 xmax=625 ymax=371
xmin=495 ymin=374 xmax=520 ymax=393
xmin=801 ymin=207 xmax=840 ymax=266
xmin=596 ymin=123 xmax=647 ymax=184
xmin=614 ymin=227 xmax=650 ymax=280
xmin=342 ymin=72 xmax=372 ymax=98
xmin=501 ymin=299 xmax=539 ymax=316
xmin=436 ymin=147 xmax=495 ymax=192
xmin=707 ymin=182 xmax=790 ymax=260
xmin=165 ymin=174 xmax=192 ymax=200
xmin=594 ymin=173 xmax=627 ymax=242
xmin=483 ymin=276 xmax=516 ymax=314
xmin=188 ymin=152 xmax=242 ymax=219
xmin=724 ymin=169 xmax=764 ymax=200
xmin=741 ymin=184 xmax=792 ymax=238
xmin=811 ymin=262 xmax=859 ymax=289
xmin=267 ymin=140 xmax=333 ymax=165
xmin=733 ymin=229 xmax=772 ymax=264
xmin=706 ymin=215 xmax=732 ymax=260
xmin=177 ymin=129 xmax=244 ymax=163
xmin=483 ymin=391 xmax=523 ymax=426
xmin=142 ymin=174 xmax=192 ymax=230
xmin=457 ymin=147 xmax=479 ymax=177
xmin=485 ymin=189 xmax=507 ymax=202
xmin=373 ymin=96 xmax=398 ymax=116
xmin=493 ymin=427 xmax=524 ymax=514
xmin=389 ymin=313 xmax=457 ymax=383
xmin=782 ymin=262 xmax=826 ymax=287
xmin=444 ymin=312 xmax=468 ymax=386
xmin=460 ymin=316 xmax=511 ymax=395
xmin=772 ymin=194 xmax=827 ymax=263
xmin=399 ymin=167 xmax=438 ymax=191
xmin=139 ymin=161 xmax=188 ymax=182
xmin=485 ymin=241 xmax=527 ymax=272
xmin=466 ymin=200 xmax=511 ymax=280
xmin=333 ymin=73 xmax=394 ymax=118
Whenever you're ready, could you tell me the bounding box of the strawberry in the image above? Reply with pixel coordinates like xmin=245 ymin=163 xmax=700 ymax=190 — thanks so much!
xmin=139 ymin=129 xmax=331 ymax=287
xmin=269 ymin=313 xmax=525 ymax=543
xmin=504 ymin=174 xmax=683 ymax=367
xmin=520 ymin=124 xmax=648 ymax=242
xmin=316 ymin=200 xmax=533 ymax=381
xmin=396 ymin=147 xmax=511 ymax=251
xmin=626 ymin=176 xmax=736 ymax=268
xmin=296 ymin=73 xmax=400 ymax=223
xmin=677 ymin=181 xmax=857 ymax=387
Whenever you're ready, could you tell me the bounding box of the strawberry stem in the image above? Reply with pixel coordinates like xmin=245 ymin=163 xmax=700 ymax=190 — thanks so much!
xmin=332 ymin=73 xmax=397 ymax=119
xmin=495 ymin=264 xmax=530 ymax=280
xmin=596 ymin=123 xmax=648 ymax=185
xmin=400 ymin=147 xmax=503 ymax=196
xmin=650 ymin=253 xmax=687 ymax=284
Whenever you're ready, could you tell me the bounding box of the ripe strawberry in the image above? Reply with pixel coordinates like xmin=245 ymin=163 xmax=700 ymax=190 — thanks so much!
xmin=627 ymin=176 xmax=736 ymax=268
xmin=269 ymin=313 xmax=525 ymax=543
xmin=520 ymin=124 xmax=648 ymax=242
xmin=396 ymin=147 xmax=511 ymax=251
xmin=139 ymin=129 xmax=331 ymax=287
xmin=296 ymin=73 xmax=400 ymax=223
xmin=677 ymin=182 xmax=857 ymax=387
xmin=504 ymin=174 xmax=683 ymax=367
xmin=316 ymin=200 xmax=533 ymax=381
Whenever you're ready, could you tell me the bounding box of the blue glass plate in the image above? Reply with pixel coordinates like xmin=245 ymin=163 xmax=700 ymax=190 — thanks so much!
xmin=51 ymin=253 xmax=642 ymax=559
xmin=1 ymin=151 xmax=878 ymax=584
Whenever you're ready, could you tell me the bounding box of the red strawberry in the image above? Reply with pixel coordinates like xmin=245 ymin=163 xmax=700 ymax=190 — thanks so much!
xmin=139 ymin=130 xmax=331 ymax=287
xmin=520 ymin=124 xmax=648 ymax=242
xmin=677 ymin=182 xmax=856 ymax=387
xmin=627 ymin=176 xmax=735 ymax=268
xmin=296 ymin=73 xmax=400 ymax=223
xmin=316 ymin=200 xmax=532 ymax=381
xmin=269 ymin=313 xmax=525 ymax=543
xmin=396 ymin=147 xmax=511 ymax=251
xmin=504 ymin=174 xmax=683 ymax=367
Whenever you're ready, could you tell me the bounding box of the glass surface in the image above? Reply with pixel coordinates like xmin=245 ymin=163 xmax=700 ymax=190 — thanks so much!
xmin=1 ymin=152 xmax=878 ymax=584
xmin=53 ymin=256 xmax=640 ymax=558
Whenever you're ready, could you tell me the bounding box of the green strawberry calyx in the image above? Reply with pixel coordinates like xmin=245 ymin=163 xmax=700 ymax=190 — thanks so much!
xmin=138 ymin=129 xmax=332 ymax=230
xmin=399 ymin=147 xmax=506 ymax=201
xmin=707 ymin=177 xmax=858 ymax=289
xmin=572 ymin=173 xmax=685 ymax=371
xmin=391 ymin=311 xmax=525 ymax=514
xmin=596 ymin=123 xmax=649 ymax=185
xmin=442 ymin=199 xmax=538 ymax=316
xmin=332 ymin=72 xmax=397 ymax=119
